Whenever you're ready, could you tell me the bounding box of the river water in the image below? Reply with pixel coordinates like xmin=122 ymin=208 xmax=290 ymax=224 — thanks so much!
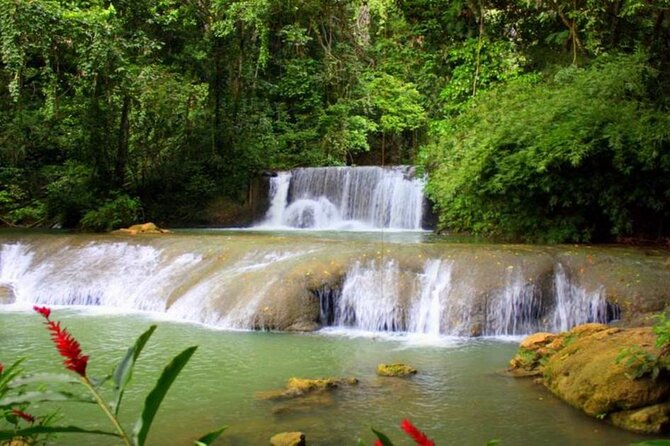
xmin=0 ymin=228 xmax=668 ymax=444
xmin=0 ymin=310 xmax=649 ymax=446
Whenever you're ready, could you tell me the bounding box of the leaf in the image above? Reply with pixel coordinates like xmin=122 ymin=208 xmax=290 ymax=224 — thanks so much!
xmin=0 ymin=425 xmax=119 ymax=441
xmin=9 ymin=373 xmax=81 ymax=387
xmin=132 ymin=346 xmax=197 ymax=446
xmin=113 ymin=325 xmax=157 ymax=415
xmin=371 ymin=428 xmax=395 ymax=446
xmin=196 ymin=426 xmax=228 ymax=445
xmin=0 ymin=390 xmax=95 ymax=406
xmin=630 ymin=441 xmax=670 ymax=446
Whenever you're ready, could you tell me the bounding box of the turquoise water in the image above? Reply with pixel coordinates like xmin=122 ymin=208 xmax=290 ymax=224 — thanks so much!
xmin=0 ymin=309 xmax=653 ymax=445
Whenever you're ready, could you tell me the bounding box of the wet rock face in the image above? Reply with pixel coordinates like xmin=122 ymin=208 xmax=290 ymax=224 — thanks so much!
xmin=510 ymin=324 xmax=670 ymax=434
xmin=0 ymin=285 xmax=15 ymax=304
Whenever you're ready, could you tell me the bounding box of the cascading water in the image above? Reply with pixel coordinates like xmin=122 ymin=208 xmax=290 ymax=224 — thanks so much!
xmin=257 ymin=166 xmax=426 ymax=230
xmin=320 ymin=259 xmax=615 ymax=337
xmin=1 ymin=236 xmax=624 ymax=337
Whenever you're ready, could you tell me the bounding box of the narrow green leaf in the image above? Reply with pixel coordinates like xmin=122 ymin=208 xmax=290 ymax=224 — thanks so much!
xmin=0 ymin=425 xmax=119 ymax=441
xmin=113 ymin=325 xmax=157 ymax=415
xmin=196 ymin=425 xmax=228 ymax=445
xmin=371 ymin=428 xmax=395 ymax=446
xmin=0 ymin=390 xmax=94 ymax=406
xmin=630 ymin=441 xmax=670 ymax=446
xmin=9 ymin=373 xmax=81 ymax=387
xmin=0 ymin=358 xmax=26 ymax=390
xmin=132 ymin=346 xmax=197 ymax=446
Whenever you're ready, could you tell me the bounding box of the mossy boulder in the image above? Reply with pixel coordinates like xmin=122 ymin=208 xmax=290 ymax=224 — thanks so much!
xmin=510 ymin=323 xmax=670 ymax=434
xmin=270 ymin=432 xmax=306 ymax=446
xmin=377 ymin=363 xmax=418 ymax=377
xmin=257 ymin=377 xmax=359 ymax=400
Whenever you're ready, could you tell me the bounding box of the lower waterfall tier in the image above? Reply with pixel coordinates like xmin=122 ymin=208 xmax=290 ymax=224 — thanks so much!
xmin=1 ymin=232 xmax=668 ymax=336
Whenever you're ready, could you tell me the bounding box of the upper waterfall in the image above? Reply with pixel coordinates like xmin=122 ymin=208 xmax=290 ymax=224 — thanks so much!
xmin=256 ymin=166 xmax=426 ymax=230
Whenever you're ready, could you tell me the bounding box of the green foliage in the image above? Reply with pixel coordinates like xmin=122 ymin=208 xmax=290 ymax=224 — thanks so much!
xmin=80 ymin=195 xmax=141 ymax=232
xmin=1 ymin=0 xmax=669 ymax=233
xmin=133 ymin=346 xmax=197 ymax=446
xmin=616 ymin=346 xmax=662 ymax=380
xmin=616 ymin=313 xmax=670 ymax=381
xmin=422 ymin=53 xmax=670 ymax=242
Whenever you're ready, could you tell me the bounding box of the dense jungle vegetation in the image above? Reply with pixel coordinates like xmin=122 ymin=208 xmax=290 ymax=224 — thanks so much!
xmin=0 ymin=0 xmax=669 ymax=241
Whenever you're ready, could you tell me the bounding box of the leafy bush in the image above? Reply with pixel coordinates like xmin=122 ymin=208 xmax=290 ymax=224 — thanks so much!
xmin=81 ymin=195 xmax=141 ymax=232
xmin=422 ymin=53 xmax=670 ymax=242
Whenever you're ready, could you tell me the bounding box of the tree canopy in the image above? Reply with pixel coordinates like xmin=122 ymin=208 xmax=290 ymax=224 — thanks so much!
xmin=1 ymin=0 xmax=669 ymax=241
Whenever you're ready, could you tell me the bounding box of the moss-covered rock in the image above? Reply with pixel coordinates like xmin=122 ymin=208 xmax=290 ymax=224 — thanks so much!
xmin=112 ymin=222 xmax=170 ymax=234
xmin=609 ymin=403 xmax=670 ymax=434
xmin=270 ymin=431 xmax=306 ymax=446
xmin=510 ymin=323 xmax=670 ymax=434
xmin=257 ymin=377 xmax=359 ymax=400
xmin=377 ymin=363 xmax=418 ymax=377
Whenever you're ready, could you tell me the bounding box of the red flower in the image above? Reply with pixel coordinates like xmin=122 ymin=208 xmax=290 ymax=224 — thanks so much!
xmin=46 ymin=320 xmax=89 ymax=377
xmin=0 ymin=362 xmax=3 ymax=374
xmin=374 ymin=441 xmax=383 ymax=446
xmin=33 ymin=305 xmax=51 ymax=320
xmin=400 ymin=419 xmax=435 ymax=446
xmin=12 ymin=409 xmax=35 ymax=424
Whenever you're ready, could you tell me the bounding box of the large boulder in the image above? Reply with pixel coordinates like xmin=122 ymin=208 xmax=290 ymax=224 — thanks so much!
xmin=510 ymin=324 xmax=670 ymax=434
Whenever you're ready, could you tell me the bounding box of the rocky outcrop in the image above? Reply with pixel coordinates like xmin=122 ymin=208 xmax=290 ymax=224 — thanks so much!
xmin=509 ymin=323 xmax=670 ymax=434
xmin=256 ymin=377 xmax=359 ymax=401
xmin=112 ymin=222 xmax=170 ymax=235
xmin=377 ymin=363 xmax=418 ymax=377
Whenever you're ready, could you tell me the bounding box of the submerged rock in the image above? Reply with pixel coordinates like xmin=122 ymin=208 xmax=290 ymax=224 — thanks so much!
xmin=257 ymin=377 xmax=359 ymax=400
xmin=377 ymin=363 xmax=418 ymax=377
xmin=510 ymin=323 xmax=670 ymax=434
xmin=112 ymin=222 xmax=170 ymax=234
xmin=270 ymin=432 xmax=306 ymax=446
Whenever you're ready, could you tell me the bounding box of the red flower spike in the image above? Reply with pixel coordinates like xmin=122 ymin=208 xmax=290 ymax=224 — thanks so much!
xmin=33 ymin=305 xmax=51 ymax=320
xmin=400 ymin=419 xmax=435 ymax=446
xmin=46 ymin=320 xmax=89 ymax=377
xmin=0 ymin=362 xmax=3 ymax=374
xmin=12 ymin=409 xmax=35 ymax=424
xmin=374 ymin=441 xmax=383 ymax=446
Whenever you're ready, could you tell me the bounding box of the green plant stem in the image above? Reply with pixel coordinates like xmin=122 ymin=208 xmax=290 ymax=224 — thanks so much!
xmin=80 ymin=376 xmax=132 ymax=446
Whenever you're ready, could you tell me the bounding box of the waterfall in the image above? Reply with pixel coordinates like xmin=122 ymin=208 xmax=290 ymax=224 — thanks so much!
xmin=320 ymin=259 xmax=615 ymax=337
xmin=257 ymin=166 xmax=425 ymax=230
xmin=0 ymin=242 xmax=202 ymax=312
xmin=1 ymin=237 xmax=620 ymax=337
xmin=552 ymin=263 xmax=612 ymax=331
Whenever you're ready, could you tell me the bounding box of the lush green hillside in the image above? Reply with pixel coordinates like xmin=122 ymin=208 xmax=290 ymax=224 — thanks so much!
xmin=1 ymin=0 xmax=668 ymax=240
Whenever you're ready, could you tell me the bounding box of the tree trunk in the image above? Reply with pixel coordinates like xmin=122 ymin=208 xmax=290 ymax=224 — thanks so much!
xmin=114 ymin=94 xmax=131 ymax=189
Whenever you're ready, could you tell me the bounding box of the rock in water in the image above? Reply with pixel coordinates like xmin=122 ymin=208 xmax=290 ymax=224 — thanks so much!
xmin=509 ymin=323 xmax=670 ymax=434
xmin=270 ymin=432 xmax=306 ymax=446
xmin=256 ymin=377 xmax=359 ymax=400
xmin=377 ymin=363 xmax=418 ymax=377
xmin=112 ymin=222 xmax=170 ymax=234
